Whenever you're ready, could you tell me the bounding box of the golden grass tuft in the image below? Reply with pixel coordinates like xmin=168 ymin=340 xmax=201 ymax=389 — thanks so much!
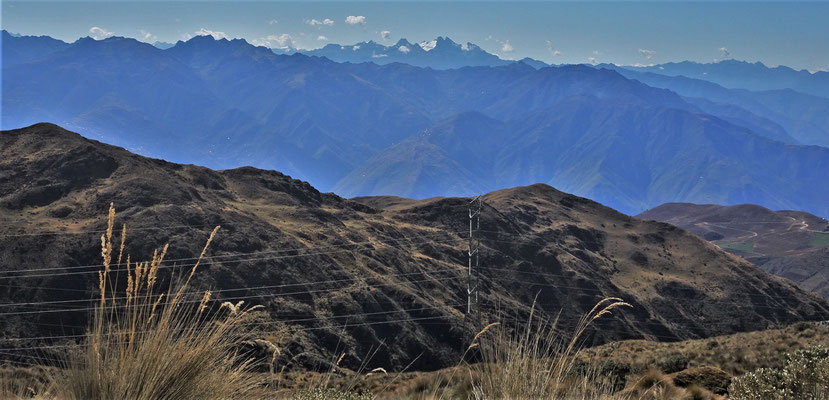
xmin=467 ymin=298 xmax=632 ymax=399
xmin=48 ymin=203 xmax=269 ymax=399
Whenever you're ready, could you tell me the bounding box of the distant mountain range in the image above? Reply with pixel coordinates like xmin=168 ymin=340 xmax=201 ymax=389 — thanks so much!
xmin=639 ymin=203 xmax=829 ymax=298
xmin=626 ymin=60 xmax=829 ymax=99
xmin=3 ymin=30 xmax=829 ymax=218
xmin=294 ymin=36 xmax=548 ymax=70
xmin=599 ymin=64 xmax=829 ymax=148
xmin=152 ymin=41 xmax=175 ymax=50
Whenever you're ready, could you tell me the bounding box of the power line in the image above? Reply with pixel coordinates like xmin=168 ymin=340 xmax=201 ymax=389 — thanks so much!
xmin=0 ymin=315 xmax=460 ymax=353
xmin=0 ymin=235 xmax=465 ymax=280
xmin=0 ymin=274 xmax=466 ymax=317
xmin=0 ymin=230 xmax=464 ymax=276
xmin=0 ymin=223 xmax=212 ymax=238
xmin=0 ymin=268 xmax=461 ymax=309
xmin=0 ymin=237 xmax=818 ymax=310
xmin=0 ymin=303 xmax=466 ymax=344
xmin=478 ymin=267 xmax=824 ymax=308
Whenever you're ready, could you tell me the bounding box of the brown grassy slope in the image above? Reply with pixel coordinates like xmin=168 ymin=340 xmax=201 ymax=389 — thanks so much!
xmin=269 ymin=323 xmax=829 ymax=398
xmin=578 ymin=322 xmax=829 ymax=376
xmin=638 ymin=202 xmax=829 ymax=297
xmin=1 ymin=123 xmax=828 ymax=372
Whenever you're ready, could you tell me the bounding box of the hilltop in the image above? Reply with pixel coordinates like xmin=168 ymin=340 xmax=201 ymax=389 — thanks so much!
xmin=638 ymin=203 xmax=829 ymax=298
xmin=1 ymin=123 xmax=827 ymax=371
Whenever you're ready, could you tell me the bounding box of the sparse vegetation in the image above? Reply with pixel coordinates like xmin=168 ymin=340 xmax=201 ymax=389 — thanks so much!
xmin=809 ymin=232 xmax=829 ymax=247
xmin=2 ymin=204 xmax=271 ymax=399
xmin=729 ymin=345 xmax=829 ymax=400
xmin=717 ymin=241 xmax=755 ymax=253
xmin=467 ymin=298 xmax=631 ymax=399
xmin=1 ymin=206 xmax=828 ymax=399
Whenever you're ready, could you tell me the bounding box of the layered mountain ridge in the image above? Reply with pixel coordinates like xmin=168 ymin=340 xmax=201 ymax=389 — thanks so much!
xmin=3 ymin=31 xmax=829 ymax=218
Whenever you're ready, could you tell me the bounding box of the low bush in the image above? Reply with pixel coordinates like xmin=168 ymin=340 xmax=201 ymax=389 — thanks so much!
xmin=657 ymin=353 xmax=690 ymax=373
xmin=729 ymin=345 xmax=829 ymax=400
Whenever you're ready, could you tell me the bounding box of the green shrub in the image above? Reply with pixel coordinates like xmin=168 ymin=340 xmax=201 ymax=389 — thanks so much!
xmin=729 ymin=345 xmax=829 ymax=400
xmin=657 ymin=353 xmax=690 ymax=373
xmin=290 ymin=388 xmax=372 ymax=400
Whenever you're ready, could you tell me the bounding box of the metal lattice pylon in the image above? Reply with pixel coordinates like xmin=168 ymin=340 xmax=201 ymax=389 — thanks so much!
xmin=467 ymin=196 xmax=482 ymax=315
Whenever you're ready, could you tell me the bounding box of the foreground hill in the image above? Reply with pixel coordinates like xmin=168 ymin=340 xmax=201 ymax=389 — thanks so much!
xmin=4 ymin=32 xmax=829 ymax=217
xmin=638 ymin=203 xmax=829 ymax=298
xmin=304 ymin=322 xmax=829 ymax=397
xmin=1 ymin=124 xmax=827 ymax=371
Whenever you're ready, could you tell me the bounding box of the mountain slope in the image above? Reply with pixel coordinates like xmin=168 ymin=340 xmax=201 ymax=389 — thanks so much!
xmin=638 ymin=203 xmax=829 ymax=298
xmin=338 ymin=96 xmax=829 ymax=217
xmin=2 ymin=124 xmax=828 ymax=371
xmin=605 ymin=65 xmax=829 ymax=148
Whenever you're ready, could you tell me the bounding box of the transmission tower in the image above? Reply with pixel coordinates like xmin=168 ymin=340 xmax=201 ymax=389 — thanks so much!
xmin=467 ymin=196 xmax=482 ymax=315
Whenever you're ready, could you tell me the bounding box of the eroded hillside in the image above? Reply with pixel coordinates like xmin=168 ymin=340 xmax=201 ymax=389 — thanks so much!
xmin=1 ymin=123 xmax=827 ymax=371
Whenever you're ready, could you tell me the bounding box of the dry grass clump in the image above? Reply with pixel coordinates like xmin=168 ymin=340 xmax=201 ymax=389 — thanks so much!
xmin=48 ymin=204 xmax=271 ymax=399
xmin=0 ymin=366 xmax=53 ymax=399
xmin=466 ymin=297 xmax=632 ymax=399
xmin=618 ymin=370 xmax=721 ymax=400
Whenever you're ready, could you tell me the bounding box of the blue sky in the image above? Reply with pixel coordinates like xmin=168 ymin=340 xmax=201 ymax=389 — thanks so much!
xmin=2 ymin=1 xmax=828 ymax=71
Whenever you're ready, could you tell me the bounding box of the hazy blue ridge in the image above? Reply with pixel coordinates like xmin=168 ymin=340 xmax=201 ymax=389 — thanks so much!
xmin=3 ymin=32 xmax=829 ymax=217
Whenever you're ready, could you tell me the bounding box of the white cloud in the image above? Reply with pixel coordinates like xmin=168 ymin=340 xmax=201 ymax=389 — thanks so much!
xmin=352 ymin=45 xmax=361 ymax=51
xmin=345 ymin=15 xmax=366 ymax=25
xmin=485 ymin=35 xmax=493 ymax=41
xmin=268 ymin=19 xmax=278 ymax=25
xmin=139 ymin=29 xmax=155 ymax=42
xmin=88 ymin=26 xmax=113 ymax=40
xmin=638 ymin=49 xmax=656 ymax=60
xmin=588 ymin=57 xmax=598 ymax=64
xmin=317 ymin=35 xmax=328 ymax=41
xmin=719 ymin=46 xmax=731 ymax=58
xmin=307 ymin=18 xmax=334 ymax=26
xmin=545 ymin=40 xmax=562 ymax=57
xmin=380 ymin=30 xmax=391 ymax=41
xmin=195 ymin=28 xmax=228 ymax=40
xmin=500 ymin=40 xmax=514 ymax=53
xmin=252 ymin=34 xmax=294 ymax=50
xmin=398 ymin=45 xmax=410 ymax=54
xmin=592 ymin=50 xmax=600 ymax=55
xmin=372 ymin=53 xmax=388 ymax=58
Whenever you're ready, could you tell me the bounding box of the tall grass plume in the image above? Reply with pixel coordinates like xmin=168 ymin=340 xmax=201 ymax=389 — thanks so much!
xmin=51 ymin=203 xmax=270 ymax=399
